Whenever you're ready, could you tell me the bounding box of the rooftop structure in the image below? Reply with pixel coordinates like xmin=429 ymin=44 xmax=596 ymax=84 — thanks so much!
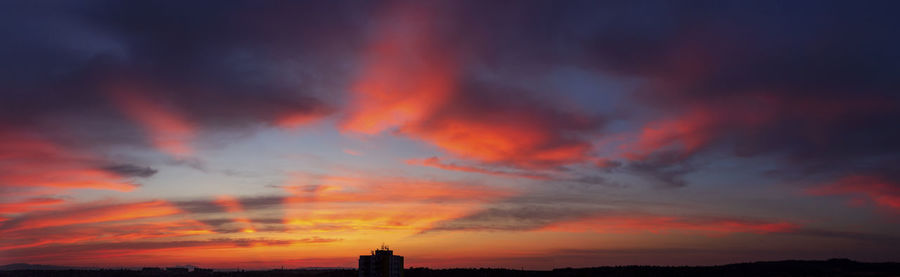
xmin=359 ymin=244 xmax=403 ymax=277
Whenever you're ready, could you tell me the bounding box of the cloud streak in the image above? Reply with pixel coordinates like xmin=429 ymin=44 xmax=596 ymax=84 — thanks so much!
xmin=808 ymin=174 xmax=900 ymax=212
xmin=0 ymin=200 xmax=180 ymax=233
xmin=342 ymin=2 xmax=603 ymax=169
xmin=0 ymin=129 xmax=143 ymax=193
xmin=407 ymin=157 xmax=549 ymax=180
xmin=107 ymin=87 xmax=197 ymax=157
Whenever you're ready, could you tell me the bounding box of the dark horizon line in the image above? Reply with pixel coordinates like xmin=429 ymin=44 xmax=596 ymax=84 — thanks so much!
xmin=4 ymin=258 xmax=899 ymax=272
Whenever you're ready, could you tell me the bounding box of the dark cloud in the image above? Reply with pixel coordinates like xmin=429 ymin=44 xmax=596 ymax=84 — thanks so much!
xmin=789 ymin=228 xmax=900 ymax=245
xmin=371 ymin=1 xmax=900 ymax=188
xmin=102 ymin=164 xmax=157 ymax=178
xmin=1 ymin=0 xmax=898 ymax=197
xmin=173 ymin=196 xmax=284 ymax=215
xmin=0 ymin=1 xmax=357 ymax=154
xmin=336 ymin=0 xmax=900 ymax=185
xmin=422 ymin=194 xmax=612 ymax=233
xmin=565 ymin=175 xmax=622 ymax=188
xmin=533 ymin=0 xmax=900 ymax=188
xmin=422 ymin=191 xmax=800 ymax=235
xmin=425 ymin=204 xmax=599 ymax=233
xmin=4 ymin=0 xmax=895 ymax=178
xmin=172 ymin=196 xmax=286 ymax=233
xmin=165 ymin=157 xmax=207 ymax=171
xmin=623 ymin=151 xmax=698 ymax=188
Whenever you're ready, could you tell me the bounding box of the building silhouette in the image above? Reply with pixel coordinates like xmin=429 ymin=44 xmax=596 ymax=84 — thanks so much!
xmin=359 ymin=244 xmax=403 ymax=277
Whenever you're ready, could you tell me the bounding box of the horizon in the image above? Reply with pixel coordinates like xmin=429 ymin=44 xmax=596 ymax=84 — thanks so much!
xmin=1 ymin=257 xmax=889 ymax=271
xmin=1 ymin=0 xmax=899 ymax=270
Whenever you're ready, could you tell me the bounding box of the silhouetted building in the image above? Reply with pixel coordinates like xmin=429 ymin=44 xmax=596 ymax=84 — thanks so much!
xmin=166 ymin=267 xmax=189 ymax=274
xmin=359 ymin=245 xmax=403 ymax=277
xmin=141 ymin=267 xmax=163 ymax=275
xmin=192 ymin=268 xmax=214 ymax=275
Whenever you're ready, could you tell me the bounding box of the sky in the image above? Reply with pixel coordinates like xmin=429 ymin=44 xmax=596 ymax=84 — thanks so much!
xmin=1 ymin=0 xmax=900 ymax=270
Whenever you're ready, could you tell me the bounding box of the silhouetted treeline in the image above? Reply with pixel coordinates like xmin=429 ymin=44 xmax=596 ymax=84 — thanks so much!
xmin=3 ymin=259 xmax=900 ymax=277
xmin=406 ymin=259 xmax=900 ymax=277
xmin=552 ymin=259 xmax=900 ymax=277
xmin=0 ymin=269 xmax=357 ymax=277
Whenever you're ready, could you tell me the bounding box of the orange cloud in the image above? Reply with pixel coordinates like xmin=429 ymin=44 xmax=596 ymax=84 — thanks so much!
xmin=0 ymin=237 xmax=341 ymax=267
xmin=282 ymin=175 xmax=513 ymax=204
xmin=619 ymin=109 xmax=717 ymax=161
xmin=0 ymin=129 xmax=137 ymax=192
xmin=541 ymin=215 xmax=797 ymax=235
xmin=0 ymin=219 xmax=212 ymax=251
xmin=610 ymin=100 xmax=768 ymax=161
xmin=408 ymin=157 xmax=548 ymax=180
xmin=214 ymin=195 xmax=256 ymax=233
xmin=808 ymin=174 xmax=900 ymax=212
xmin=108 ymin=88 xmax=196 ymax=157
xmin=0 ymin=200 xmax=216 ymax=257
xmin=0 ymin=198 xmax=64 ymax=214
xmin=610 ymin=93 xmax=897 ymax=163
xmin=282 ymin=174 xmax=514 ymax=231
xmin=402 ymin=115 xmax=594 ymax=168
xmin=342 ymin=4 xmax=456 ymax=134
xmin=341 ymin=3 xmax=598 ymax=169
xmin=1 ymin=200 xmax=181 ymax=232
xmin=95 ymin=220 xmax=214 ymax=241
xmin=276 ymin=112 xmax=327 ymax=129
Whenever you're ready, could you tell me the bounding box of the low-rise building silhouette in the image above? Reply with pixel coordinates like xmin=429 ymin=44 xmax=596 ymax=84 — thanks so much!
xmin=140 ymin=267 xmax=163 ymax=275
xmin=359 ymin=245 xmax=403 ymax=277
xmin=165 ymin=267 xmax=189 ymax=274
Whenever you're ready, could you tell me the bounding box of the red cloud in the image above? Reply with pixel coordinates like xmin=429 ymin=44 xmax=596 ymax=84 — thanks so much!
xmin=402 ymin=113 xmax=595 ymax=168
xmin=1 ymin=237 xmax=337 ymax=267
xmin=0 ymin=198 xmax=64 ymax=214
xmin=541 ymin=215 xmax=797 ymax=235
xmin=282 ymin=174 xmax=515 ymax=231
xmin=214 ymin=195 xmax=256 ymax=233
xmin=276 ymin=112 xmax=329 ymax=129
xmin=108 ymin=87 xmax=196 ymax=157
xmin=620 ymin=109 xmax=718 ymax=161
xmin=808 ymin=175 xmax=900 ymax=212
xmin=0 ymin=129 xmax=137 ymax=192
xmin=282 ymin=174 xmax=514 ymax=204
xmin=341 ymin=3 xmax=598 ymax=169
xmin=609 ymin=92 xmax=895 ymax=163
xmin=0 ymin=200 xmax=214 ymax=256
xmin=1 ymin=200 xmax=181 ymax=232
xmin=0 ymin=219 xmax=211 ymax=251
xmin=341 ymin=4 xmax=456 ymax=134
xmin=407 ymin=157 xmax=549 ymax=180
xmin=84 ymin=220 xmax=213 ymax=242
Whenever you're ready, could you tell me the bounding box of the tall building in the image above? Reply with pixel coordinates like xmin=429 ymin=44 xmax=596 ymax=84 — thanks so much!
xmin=359 ymin=245 xmax=403 ymax=277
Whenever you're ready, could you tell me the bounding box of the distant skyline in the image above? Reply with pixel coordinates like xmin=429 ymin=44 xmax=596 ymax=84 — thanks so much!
xmin=1 ymin=0 xmax=899 ymax=270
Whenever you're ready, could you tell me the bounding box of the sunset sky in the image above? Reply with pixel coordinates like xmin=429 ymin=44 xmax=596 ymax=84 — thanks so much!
xmin=1 ymin=0 xmax=900 ymax=270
